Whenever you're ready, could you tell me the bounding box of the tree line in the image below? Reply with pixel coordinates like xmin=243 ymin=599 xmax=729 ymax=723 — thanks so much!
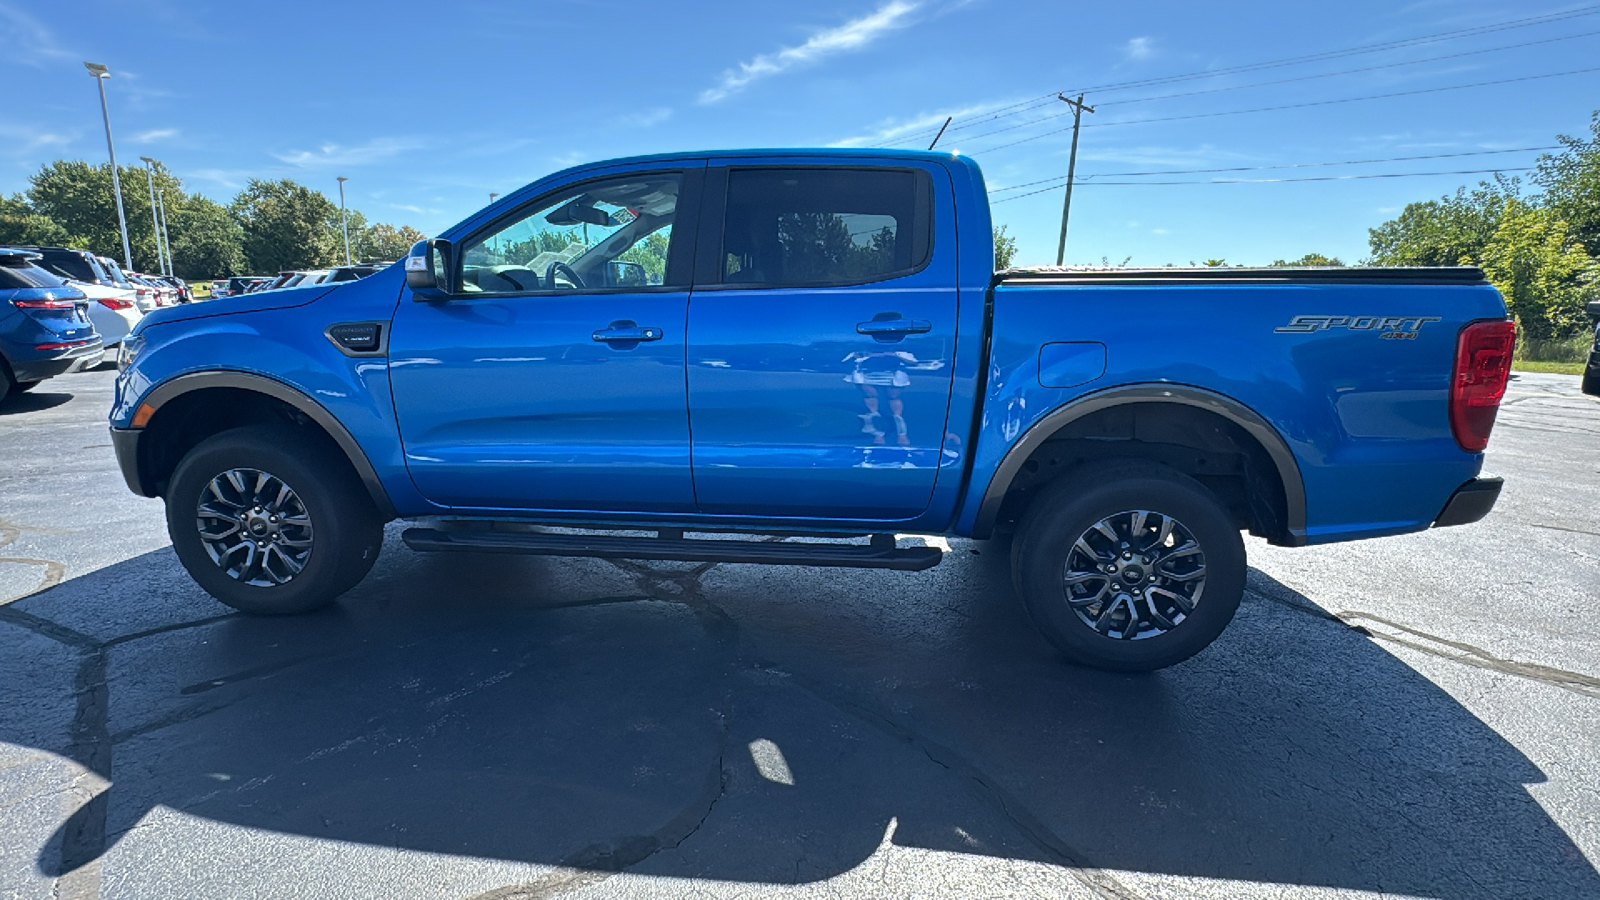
xmin=0 ymin=161 xmax=426 ymax=280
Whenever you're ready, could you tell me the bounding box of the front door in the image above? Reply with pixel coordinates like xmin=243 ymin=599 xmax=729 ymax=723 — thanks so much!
xmin=686 ymin=163 xmax=959 ymax=520
xmin=390 ymin=168 xmax=699 ymax=512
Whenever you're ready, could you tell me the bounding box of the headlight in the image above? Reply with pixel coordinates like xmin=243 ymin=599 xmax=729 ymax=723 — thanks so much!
xmin=117 ymin=333 xmax=146 ymax=372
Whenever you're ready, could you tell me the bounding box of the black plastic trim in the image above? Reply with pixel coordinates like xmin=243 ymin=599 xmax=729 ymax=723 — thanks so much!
xmin=129 ymin=371 xmax=396 ymax=519
xmin=999 ymin=266 xmax=1488 ymax=286
xmin=1432 ymin=475 xmax=1503 ymax=528
xmin=110 ymin=426 xmax=144 ymax=495
xmin=973 ymin=383 xmax=1307 ymax=545
xmin=402 ymin=527 xmax=943 ymax=571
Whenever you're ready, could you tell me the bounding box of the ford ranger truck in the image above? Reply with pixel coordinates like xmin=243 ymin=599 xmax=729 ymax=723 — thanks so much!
xmin=109 ymin=149 xmax=1513 ymax=671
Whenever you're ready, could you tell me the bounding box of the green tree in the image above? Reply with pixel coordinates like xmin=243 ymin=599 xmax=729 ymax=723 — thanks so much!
xmin=994 ymin=224 xmax=1018 ymax=269
xmin=1479 ymin=198 xmax=1599 ymax=340
xmin=1532 ymin=111 xmax=1600 ymax=258
xmin=232 ymin=179 xmax=341 ymax=273
xmin=0 ymin=194 xmax=71 ymax=247
xmin=25 ymin=159 xmax=182 ymax=272
xmin=1268 ymin=253 xmax=1344 ymax=267
xmin=359 ymin=222 xmax=427 ymax=262
xmin=169 ymin=195 xmax=247 ymax=279
xmin=1366 ymin=177 xmax=1516 ymax=266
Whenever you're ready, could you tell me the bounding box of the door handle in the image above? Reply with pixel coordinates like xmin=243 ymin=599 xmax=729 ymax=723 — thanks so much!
xmin=592 ymin=323 xmax=663 ymax=343
xmin=856 ymin=315 xmax=932 ymax=341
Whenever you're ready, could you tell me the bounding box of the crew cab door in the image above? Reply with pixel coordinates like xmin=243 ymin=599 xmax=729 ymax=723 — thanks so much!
xmin=686 ymin=161 xmax=959 ymax=519
xmin=389 ymin=166 xmax=702 ymax=512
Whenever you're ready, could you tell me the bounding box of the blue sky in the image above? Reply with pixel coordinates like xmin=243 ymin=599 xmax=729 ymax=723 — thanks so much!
xmin=4 ymin=0 xmax=1598 ymax=267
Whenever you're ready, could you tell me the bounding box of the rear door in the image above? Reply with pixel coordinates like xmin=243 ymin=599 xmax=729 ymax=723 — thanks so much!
xmin=685 ymin=160 xmax=960 ymax=520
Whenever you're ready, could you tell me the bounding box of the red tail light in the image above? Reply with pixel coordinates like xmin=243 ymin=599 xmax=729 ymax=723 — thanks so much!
xmin=99 ymin=297 xmax=135 ymax=310
xmin=1449 ymin=319 xmax=1515 ymax=452
xmin=12 ymin=298 xmax=78 ymax=309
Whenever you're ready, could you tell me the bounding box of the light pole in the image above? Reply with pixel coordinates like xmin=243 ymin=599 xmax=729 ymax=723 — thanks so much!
xmin=336 ymin=176 xmax=352 ymax=265
xmin=85 ymin=62 xmax=133 ymax=270
xmin=157 ymin=189 xmax=173 ymax=276
xmin=489 ymin=192 xmax=499 ymax=204
xmin=138 ymin=157 xmax=165 ymax=274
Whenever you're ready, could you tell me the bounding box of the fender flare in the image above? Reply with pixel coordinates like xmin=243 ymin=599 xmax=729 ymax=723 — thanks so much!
xmin=131 ymin=370 xmax=397 ymax=519
xmin=972 ymin=383 xmax=1306 ymax=544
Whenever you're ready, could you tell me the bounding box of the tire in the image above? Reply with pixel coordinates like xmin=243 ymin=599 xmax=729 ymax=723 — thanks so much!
xmin=1011 ymin=460 xmax=1246 ymax=672
xmin=166 ymin=425 xmax=384 ymax=615
xmin=1582 ymin=367 xmax=1600 ymax=398
xmin=0 ymin=365 xmax=12 ymax=405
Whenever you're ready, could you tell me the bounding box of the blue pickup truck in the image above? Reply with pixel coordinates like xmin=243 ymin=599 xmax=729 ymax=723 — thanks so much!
xmin=110 ymin=148 xmax=1515 ymax=671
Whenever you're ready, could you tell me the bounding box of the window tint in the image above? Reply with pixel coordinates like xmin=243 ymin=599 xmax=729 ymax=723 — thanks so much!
xmin=721 ymin=168 xmax=930 ymax=287
xmin=460 ymin=172 xmax=683 ymax=293
xmin=0 ymin=260 xmax=68 ymax=289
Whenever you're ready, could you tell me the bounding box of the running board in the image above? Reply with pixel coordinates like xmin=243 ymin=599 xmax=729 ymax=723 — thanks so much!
xmin=400 ymin=527 xmax=942 ymax=571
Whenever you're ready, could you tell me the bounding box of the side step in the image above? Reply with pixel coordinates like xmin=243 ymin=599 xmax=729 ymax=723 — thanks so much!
xmin=400 ymin=527 xmax=942 ymax=571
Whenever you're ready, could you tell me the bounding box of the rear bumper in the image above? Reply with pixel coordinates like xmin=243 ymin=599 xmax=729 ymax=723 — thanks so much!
xmin=1433 ymin=475 xmax=1502 ymax=528
xmin=110 ymin=427 xmax=153 ymax=496
xmin=7 ymin=338 xmax=104 ymax=382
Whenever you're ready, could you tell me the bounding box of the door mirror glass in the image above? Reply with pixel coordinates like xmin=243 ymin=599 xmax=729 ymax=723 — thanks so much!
xmin=606 ymin=260 xmax=647 ymax=287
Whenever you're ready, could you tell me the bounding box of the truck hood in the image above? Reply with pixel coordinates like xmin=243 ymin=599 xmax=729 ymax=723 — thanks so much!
xmin=133 ymin=282 xmax=340 ymax=331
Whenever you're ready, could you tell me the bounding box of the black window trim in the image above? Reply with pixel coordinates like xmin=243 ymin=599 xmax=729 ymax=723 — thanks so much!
xmin=450 ymin=167 xmax=703 ymax=299
xmin=693 ymin=164 xmax=936 ymax=292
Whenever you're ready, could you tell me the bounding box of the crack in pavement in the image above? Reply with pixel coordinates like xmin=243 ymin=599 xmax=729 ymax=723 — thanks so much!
xmin=0 ymin=518 xmax=69 ymax=607
xmin=1246 ymin=585 xmax=1600 ymax=699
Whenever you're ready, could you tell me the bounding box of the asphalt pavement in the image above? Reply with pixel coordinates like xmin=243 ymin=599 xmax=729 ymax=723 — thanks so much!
xmin=1 ymin=367 xmax=1597 ymax=900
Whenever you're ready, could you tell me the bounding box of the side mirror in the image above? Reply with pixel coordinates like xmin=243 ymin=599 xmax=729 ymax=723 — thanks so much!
xmin=405 ymin=239 xmax=455 ymax=299
xmin=606 ymin=260 xmax=647 ymax=288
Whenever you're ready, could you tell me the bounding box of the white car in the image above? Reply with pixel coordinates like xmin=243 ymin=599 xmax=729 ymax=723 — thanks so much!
xmin=67 ymin=279 xmax=143 ymax=348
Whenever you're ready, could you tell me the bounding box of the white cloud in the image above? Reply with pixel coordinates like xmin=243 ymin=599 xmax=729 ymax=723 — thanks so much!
xmin=0 ymin=2 xmax=76 ymax=67
xmin=701 ymin=1 xmax=920 ymax=104
xmin=131 ymin=128 xmax=178 ymax=144
xmin=1151 ymin=228 xmax=1170 ymax=235
xmin=831 ymin=98 xmax=1025 ymax=148
xmin=1123 ymin=36 xmax=1155 ymax=61
xmin=615 ymin=107 xmax=673 ymax=128
xmin=273 ymin=137 xmax=425 ymax=169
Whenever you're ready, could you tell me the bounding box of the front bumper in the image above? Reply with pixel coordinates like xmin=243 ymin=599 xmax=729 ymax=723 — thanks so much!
xmin=110 ymin=427 xmax=154 ymax=496
xmin=1433 ymin=475 xmax=1503 ymax=528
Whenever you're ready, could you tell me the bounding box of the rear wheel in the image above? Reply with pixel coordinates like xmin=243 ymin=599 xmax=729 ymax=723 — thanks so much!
xmin=166 ymin=425 xmax=383 ymax=614
xmin=0 ymin=366 xmax=13 ymax=404
xmin=1011 ymin=461 xmax=1245 ymax=672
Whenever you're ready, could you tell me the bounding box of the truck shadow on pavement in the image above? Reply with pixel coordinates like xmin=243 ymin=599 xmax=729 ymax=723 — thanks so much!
xmin=7 ymin=533 xmax=1598 ymax=899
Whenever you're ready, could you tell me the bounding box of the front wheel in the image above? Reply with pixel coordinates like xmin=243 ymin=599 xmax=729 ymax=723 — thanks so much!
xmin=166 ymin=425 xmax=384 ymax=615
xmin=1011 ymin=461 xmax=1246 ymax=672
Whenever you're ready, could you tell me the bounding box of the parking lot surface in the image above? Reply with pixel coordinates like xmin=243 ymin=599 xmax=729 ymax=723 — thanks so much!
xmin=2 ymin=367 xmax=1597 ymax=900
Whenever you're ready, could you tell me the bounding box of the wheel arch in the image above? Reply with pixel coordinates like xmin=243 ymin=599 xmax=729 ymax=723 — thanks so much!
xmin=973 ymin=383 xmax=1306 ymax=545
xmin=125 ymin=371 xmax=396 ymax=519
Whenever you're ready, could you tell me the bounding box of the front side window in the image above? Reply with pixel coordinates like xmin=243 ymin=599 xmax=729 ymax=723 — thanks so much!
xmin=720 ymin=168 xmax=931 ymax=287
xmin=460 ymin=172 xmax=683 ymax=293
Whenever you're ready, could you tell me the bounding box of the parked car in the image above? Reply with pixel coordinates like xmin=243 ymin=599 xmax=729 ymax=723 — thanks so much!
xmin=17 ymin=246 xmax=113 ymax=286
xmin=111 ymin=148 xmax=1513 ymax=672
xmin=96 ymin=257 xmax=160 ymax=312
xmin=293 ymin=269 xmax=333 ymax=287
xmin=152 ymin=275 xmax=193 ymax=303
xmin=221 ymin=276 xmax=270 ymax=297
xmin=209 ymin=280 xmax=229 ymax=298
xmin=13 ymin=246 xmax=143 ymax=347
xmin=1583 ymin=300 xmax=1600 ymax=397
xmin=1 ymin=249 xmax=102 ymax=402
xmin=326 ymin=263 xmax=388 ymax=282
xmin=254 ymin=271 xmax=301 ymax=293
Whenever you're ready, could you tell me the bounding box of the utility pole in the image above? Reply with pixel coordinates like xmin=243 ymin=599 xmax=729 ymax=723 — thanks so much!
xmin=1054 ymin=93 xmax=1095 ymax=266
xmin=85 ymin=62 xmax=133 ymax=270
xmin=138 ymin=157 xmax=164 ymax=274
xmin=336 ymin=176 xmax=352 ymax=265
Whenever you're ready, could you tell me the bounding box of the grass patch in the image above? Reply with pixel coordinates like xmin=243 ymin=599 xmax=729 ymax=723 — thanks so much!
xmin=1512 ymin=359 xmax=1585 ymax=375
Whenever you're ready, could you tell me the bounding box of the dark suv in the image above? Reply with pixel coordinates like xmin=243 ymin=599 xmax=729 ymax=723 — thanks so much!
xmin=0 ymin=250 xmax=102 ymax=403
xmin=1583 ymin=300 xmax=1599 ymax=397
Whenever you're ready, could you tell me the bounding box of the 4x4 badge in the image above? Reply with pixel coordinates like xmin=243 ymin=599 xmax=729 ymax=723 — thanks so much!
xmin=1275 ymin=315 xmax=1443 ymax=340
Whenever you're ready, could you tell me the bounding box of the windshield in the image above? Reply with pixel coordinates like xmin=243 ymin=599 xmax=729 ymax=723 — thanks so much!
xmin=101 ymin=258 xmax=133 ymax=288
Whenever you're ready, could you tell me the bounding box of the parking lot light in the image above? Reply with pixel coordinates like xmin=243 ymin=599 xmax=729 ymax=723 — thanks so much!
xmin=138 ymin=157 xmax=166 ymax=275
xmin=85 ymin=62 xmax=133 ymax=270
xmin=337 ymin=177 xmax=352 ymax=266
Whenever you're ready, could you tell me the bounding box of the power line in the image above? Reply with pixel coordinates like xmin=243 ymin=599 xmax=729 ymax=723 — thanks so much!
xmin=883 ymin=5 xmax=1600 ymax=144
xmin=992 ymin=167 xmax=1532 ymax=202
xmin=988 ymin=146 xmax=1560 ymax=194
xmin=971 ymin=65 xmax=1600 ymax=154
xmin=926 ymin=29 xmax=1600 ymax=148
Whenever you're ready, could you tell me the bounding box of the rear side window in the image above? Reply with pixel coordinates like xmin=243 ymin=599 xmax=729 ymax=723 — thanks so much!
xmin=0 ymin=260 xmax=68 ymax=289
xmin=719 ymin=168 xmax=931 ymax=287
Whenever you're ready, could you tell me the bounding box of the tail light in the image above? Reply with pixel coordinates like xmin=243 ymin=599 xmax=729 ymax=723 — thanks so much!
xmin=1449 ymin=319 xmax=1515 ymax=452
xmin=99 ymin=297 xmax=135 ymax=310
xmin=11 ymin=298 xmax=79 ymax=309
